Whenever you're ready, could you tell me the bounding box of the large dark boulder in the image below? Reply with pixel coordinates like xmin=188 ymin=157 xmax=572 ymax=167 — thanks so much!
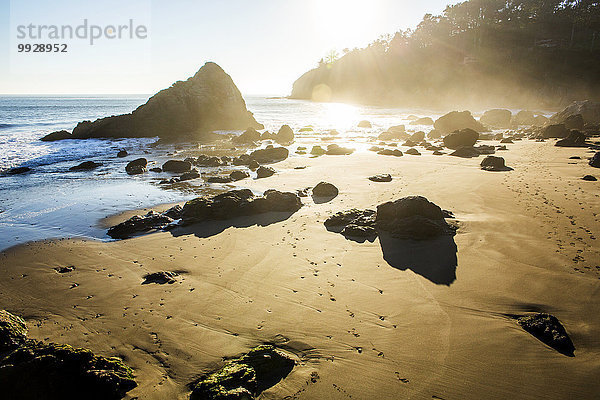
xmin=4 ymin=166 xmax=32 ymax=175
xmin=589 ymin=152 xmax=600 ymax=168
xmin=511 ymin=110 xmax=536 ymax=126
xmin=450 ymin=147 xmax=480 ymax=158
xmin=179 ymin=169 xmax=200 ymax=181
xmin=443 ymin=128 xmax=479 ymax=149
xmin=190 ymin=345 xmax=294 ymax=400
xmin=409 ymin=117 xmax=434 ymax=126
xmin=326 ymin=144 xmax=354 ymax=155
xmin=162 ymin=160 xmax=192 ymax=173
xmin=563 ymin=114 xmax=584 ymax=130
xmin=378 ymin=130 xmax=408 ymax=141
xmin=325 ymin=196 xmax=454 ymax=241
xmin=368 ymin=174 xmax=392 ymax=182
xmin=230 ymin=170 xmax=250 ymax=181
xmin=63 ymin=63 xmax=261 ymax=141
xmin=40 ymin=130 xmax=72 ymax=141
xmin=517 ymin=313 xmax=575 ymax=356
xmin=107 ymin=211 xmax=173 ymax=239
xmin=69 ymin=161 xmax=102 ymax=171
xmin=275 ymin=125 xmax=294 ymax=144
xmin=480 ymin=109 xmax=512 ymax=128
xmin=180 ymin=189 xmax=301 ymax=225
xmin=434 ymin=111 xmax=486 ymax=133
xmin=480 ymin=156 xmax=512 ymax=171
xmin=125 ymin=158 xmax=147 ymax=175
xmin=232 ymin=128 xmax=261 ymax=144
xmin=324 ymin=209 xmax=377 ymax=239
xmin=376 ymin=196 xmax=454 ymax=239
xmin=249 ymin=147 xmax=289 ymax=164
xmin=550 ymin=100 xmax=600 ymax=126
xmin=410 ymin=131 xmax=425 ymax=142
xmin=542 ymin=124 xmax=570 ymax=138
xmin=256 ymin=166 xmax=276 ymax=178
xmin=194 ymin=155 xmax=226 ymax=167
xmin=555 ymin=130 xmax=587 ymax=147
xmin=312 ymin=182 xmax=338 ymax=198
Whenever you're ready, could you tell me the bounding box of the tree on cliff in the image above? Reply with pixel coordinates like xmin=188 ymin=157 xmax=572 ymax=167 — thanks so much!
xmin=291 ymin=0 xmax=600 ymax=107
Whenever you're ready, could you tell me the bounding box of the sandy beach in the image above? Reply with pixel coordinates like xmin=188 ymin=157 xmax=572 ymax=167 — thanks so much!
xmin=1 ymin=138 xmax=599 ymax=399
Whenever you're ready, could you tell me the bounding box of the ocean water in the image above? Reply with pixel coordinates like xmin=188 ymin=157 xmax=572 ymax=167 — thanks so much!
xmin=0 ymin=95 xmax=444 ymax=250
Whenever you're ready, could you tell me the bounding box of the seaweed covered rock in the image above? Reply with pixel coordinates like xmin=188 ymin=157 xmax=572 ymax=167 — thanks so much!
xmin=443 ymin=128 xmax=479 ymax=149
xmin=180 ymin=189 xmax=301 ymax=225
xmin=376 ymin=196 xmax=455 ymax=239
xmin=0 ymin=310 xmax=28 ymax=352
xmin=108 ymin=211 xmax=173 ymax=239
xmin=190 ymin=345 xmax=294 ymax=400
xmin=517 ymin=313 xmax=575 ymax=356
xmin=358 ymin=120 xmax=372 ymax=128
xmin=0 ymin=342 xmax=137 ymax=399
xmin=0 ymin=310 xmax=136 ymax=400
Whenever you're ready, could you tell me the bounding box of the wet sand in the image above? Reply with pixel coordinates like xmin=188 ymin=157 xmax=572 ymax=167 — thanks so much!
xmin=1 ymin=139 xmax=599 ymax=399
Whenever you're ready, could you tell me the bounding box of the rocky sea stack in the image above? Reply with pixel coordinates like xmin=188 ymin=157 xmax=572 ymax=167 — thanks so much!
xmin=41 ymin=62 xmax=262 ymax=141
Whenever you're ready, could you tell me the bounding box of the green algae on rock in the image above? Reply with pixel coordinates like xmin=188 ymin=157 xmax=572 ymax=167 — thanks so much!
xmin=0 ymin=310 xmax=137 ymax=399
xmin=517 ymin=313 xmax=575 ymax=356
xmin=0 ymin=310 xmax=28 ymax=352
xmin=190 ymin=345 xmax=295 ymax=400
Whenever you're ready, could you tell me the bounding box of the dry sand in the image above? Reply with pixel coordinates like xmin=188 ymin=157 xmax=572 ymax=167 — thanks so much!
xmin=1 ymin=139 xmax=599 ymax=399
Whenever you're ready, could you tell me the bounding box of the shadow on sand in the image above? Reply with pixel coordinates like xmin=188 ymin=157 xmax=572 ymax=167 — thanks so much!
xmin=169 ymin=211 xmax=296 ymax=239
xmin=378 ymin=232 xmax=458 ymax=285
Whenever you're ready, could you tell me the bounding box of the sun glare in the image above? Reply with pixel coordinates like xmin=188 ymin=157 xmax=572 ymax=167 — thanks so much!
xmin=321 ymin=102 xmax=360 ymax=130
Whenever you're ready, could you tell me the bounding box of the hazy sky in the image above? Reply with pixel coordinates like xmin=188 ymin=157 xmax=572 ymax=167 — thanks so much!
xmin=0 ymin=0 xmax=451 ymax=95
